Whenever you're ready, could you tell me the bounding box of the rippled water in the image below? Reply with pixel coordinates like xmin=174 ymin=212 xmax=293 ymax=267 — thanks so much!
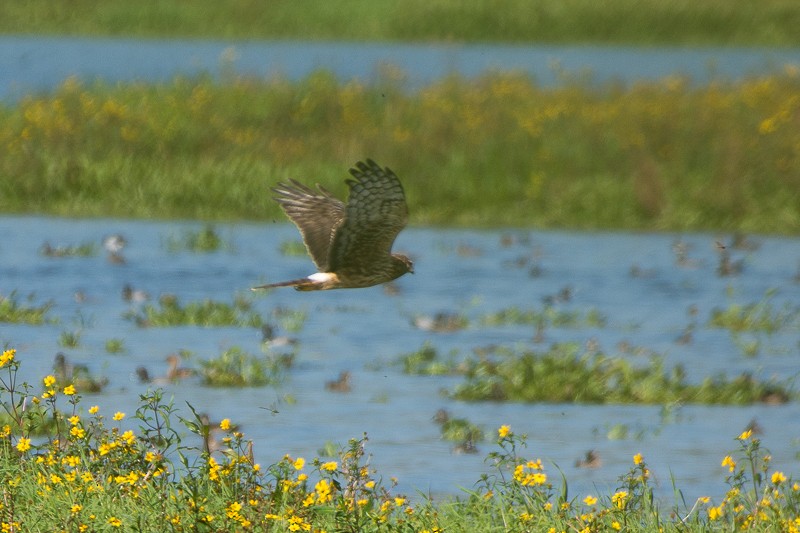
xmin=1 ymin=215 xmax=799 ymax=502
xmin=3 ymin=36 xmax=800 ymax=101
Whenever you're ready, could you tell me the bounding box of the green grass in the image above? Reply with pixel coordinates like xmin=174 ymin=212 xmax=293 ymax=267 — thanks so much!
xmin=0 ymin=292 xmax=56 ymax=325
xmin=40 ymin=241 xmax=97 ymax=258
xmin=104 ymin=338 xmax=126 ymax=354
xmin=58 ymin=330 xmax=81 ymax=349
xmin=124 ymin=293 xmax=263 ymax=328
xmin=2 ymin=72 xmax=799 ymax=233
xmin=0 ymin=349 xmax=798 ymax=531
xmin=709 ymin=295 xmax=800 ymax=333
xmin=164 ymin=224 xmax=231 ymax=253
xmin=1 ymin=0 xmax=800 ymax=46
xmin=402 ymin=343 xmax=794 ymax=405
xmin=479 ymin=305 xmax=606 ymax=328
xmin=191 ymin=346 xmax=293 ymax=387
xmin=398 ymin=342 xmax=463 ymax=376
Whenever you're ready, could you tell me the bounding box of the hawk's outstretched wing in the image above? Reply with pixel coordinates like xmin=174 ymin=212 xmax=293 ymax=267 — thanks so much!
xmin=329 ymin=159 xmax=409 ymax=273
xmin=271 ymin=179 xmax=345 ymax=271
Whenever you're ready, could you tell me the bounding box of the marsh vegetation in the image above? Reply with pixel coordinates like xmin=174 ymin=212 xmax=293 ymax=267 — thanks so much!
xmin=1 ymin=71 xmax=799 ymax=233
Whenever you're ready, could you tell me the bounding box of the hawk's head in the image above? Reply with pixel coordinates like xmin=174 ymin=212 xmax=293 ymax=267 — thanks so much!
xmin=390 ymin=253 xmax=414 ymax=279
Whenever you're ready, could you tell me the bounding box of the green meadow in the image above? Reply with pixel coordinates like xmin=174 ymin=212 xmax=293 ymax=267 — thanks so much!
xmin=2 ymin=348 xmax=799 ymax=532
xmin=1 ymin=70 xmax=799 ymax=233
xmin=1 ymin=0 xmax=800 ymax=46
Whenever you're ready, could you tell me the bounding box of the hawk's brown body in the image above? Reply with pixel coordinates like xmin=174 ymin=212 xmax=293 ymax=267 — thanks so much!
xmin=253 ymin=160 xmax=413 ymax=291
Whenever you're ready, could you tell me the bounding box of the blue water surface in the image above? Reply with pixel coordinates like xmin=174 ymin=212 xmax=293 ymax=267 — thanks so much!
xmin=1 ymin=215 xmax=798 ymax=503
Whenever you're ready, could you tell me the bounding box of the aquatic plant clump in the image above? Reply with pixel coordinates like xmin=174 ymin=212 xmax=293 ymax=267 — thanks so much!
xmin=0 ymin=350 xmax=798 ymax=531
xmin=191 ymin=346 xmax=293 ymax=387
xmin=164 ymin=224 xmax=232 ymax=253
xmin=0 ymin=291 xmax=56 ymax=325
xmin=709 ymin=297 xmax=800 ymax=334
xmin=449 ymin=343 xmax=794 ymax=405
xmin=124 ymin=293 xmax=263 ymax=327
xmin=478 ymin=305 xmax=606 ymax=328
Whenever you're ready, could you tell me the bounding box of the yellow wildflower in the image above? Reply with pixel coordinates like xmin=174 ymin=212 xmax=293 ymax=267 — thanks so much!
xmin=71 ymin=504 xmax=82 ymax=514
xmin=107 ymin=517 xmax=122 ymax=527
xmin=633 ymin=453 xmax=643 ymax=465
xmin=395 ymin=497 xmax=406 ymax=506
xmin=722 ymin=455 xmax=736 ymax=472
xmin=315 ymin=479 xmax=333 ymax=503
xmin=113 ymin=411 xmax=125 ymax=421
xmin=498 ymin=425 xmax=511 ymax=438
xmin=70 ymin=426 xmax=85 ymax=439
xmin=612 ymin=491 xmax=628 ymax=509
xmin=63 ymin=384 xmax=76 ymax=395
xmin=0 ymin=349 xmax=16 ymax=367
xmin=583 ymin=495 xmax=597 ymax=506
xmin=68 ymin=415 xmax=80 ymax=425
xmin=89 ymin=405 xmax=99 ymax=414
xmin=15 ymin=438 xmax=31 ymax=453
xmin=738 ymin=429 xmax=753 ymax=441
xmin=772 ymin=471 xmax=787 ymax=485
xmin=43 ymin=375 xmax=56 ymax=387
xmin=293 ymin=457 xmax=305 ymax=470
xmin=321 ymin=461 xmax=338 ymax=472
xmin=219 ymin=418 xmax=231 ymax=431
xmin=120 ymin=430 xmax=135 ymax=445
xmin=708 ymin=505 xmax=724 ymax=520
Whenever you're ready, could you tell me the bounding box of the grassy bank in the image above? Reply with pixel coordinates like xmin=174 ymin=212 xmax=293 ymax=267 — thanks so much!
xmin=1 ymin=71 xmax=799 ymax=233
xmin=2 ymin=0 xmax=800 ymax=46
xmin=1 ymin=348 xmax=798 ymax=532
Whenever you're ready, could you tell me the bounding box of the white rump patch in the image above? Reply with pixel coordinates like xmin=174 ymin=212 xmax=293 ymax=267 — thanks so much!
xmin=308 ymin=272 xmax=337 ymax=283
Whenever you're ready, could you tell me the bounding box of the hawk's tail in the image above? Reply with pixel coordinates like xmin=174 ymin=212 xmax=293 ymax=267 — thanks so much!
xmin=251 ymin=278 xmax=318 ymax=291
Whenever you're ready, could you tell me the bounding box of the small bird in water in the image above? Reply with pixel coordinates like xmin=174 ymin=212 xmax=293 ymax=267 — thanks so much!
xmin=252 ymin=159 xmax=413 ymax=291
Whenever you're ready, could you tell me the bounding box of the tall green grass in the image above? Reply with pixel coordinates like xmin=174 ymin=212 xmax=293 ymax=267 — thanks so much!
xmin=1 ymin=71 xmax=799 ymax=232
xmin=1 ymin=0 xmax=800 ymax=45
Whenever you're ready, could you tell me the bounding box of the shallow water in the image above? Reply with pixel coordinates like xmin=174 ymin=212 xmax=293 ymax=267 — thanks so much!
xmin=1 ymin=215 xmax=799 ymax=503
xmin=3 ymin=36 xmax=800 ymax=101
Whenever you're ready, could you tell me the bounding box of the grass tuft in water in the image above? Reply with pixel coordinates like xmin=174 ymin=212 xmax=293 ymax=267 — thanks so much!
xmin=164 ymin=224 xmax=231 ymax=253
xmin=124 ymin=293 xmax=262 ymax=327
xmin=435 ymin=412 xmax=487 ymax=449
xmin=398 ymin=342 xmax=464 ymax=376
xmin=449 ymin=343 xmax=794 ymax=405
xmin=191 ymin=346 xmax=293 ymax=387
xmin=40 ymin=241 xmax=97 ymax=258
xmin=0 ymin=292 xmax=56 ymax=325
xmin=479 ymin=305 xmax=606 ymax=328
xmin=58 ymin=329 xmax=81 ymax=348
xmin=709 ymin=293 xmax=800 ymax=333
xmin=104 ymin=338 xmax=126 ymax=354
